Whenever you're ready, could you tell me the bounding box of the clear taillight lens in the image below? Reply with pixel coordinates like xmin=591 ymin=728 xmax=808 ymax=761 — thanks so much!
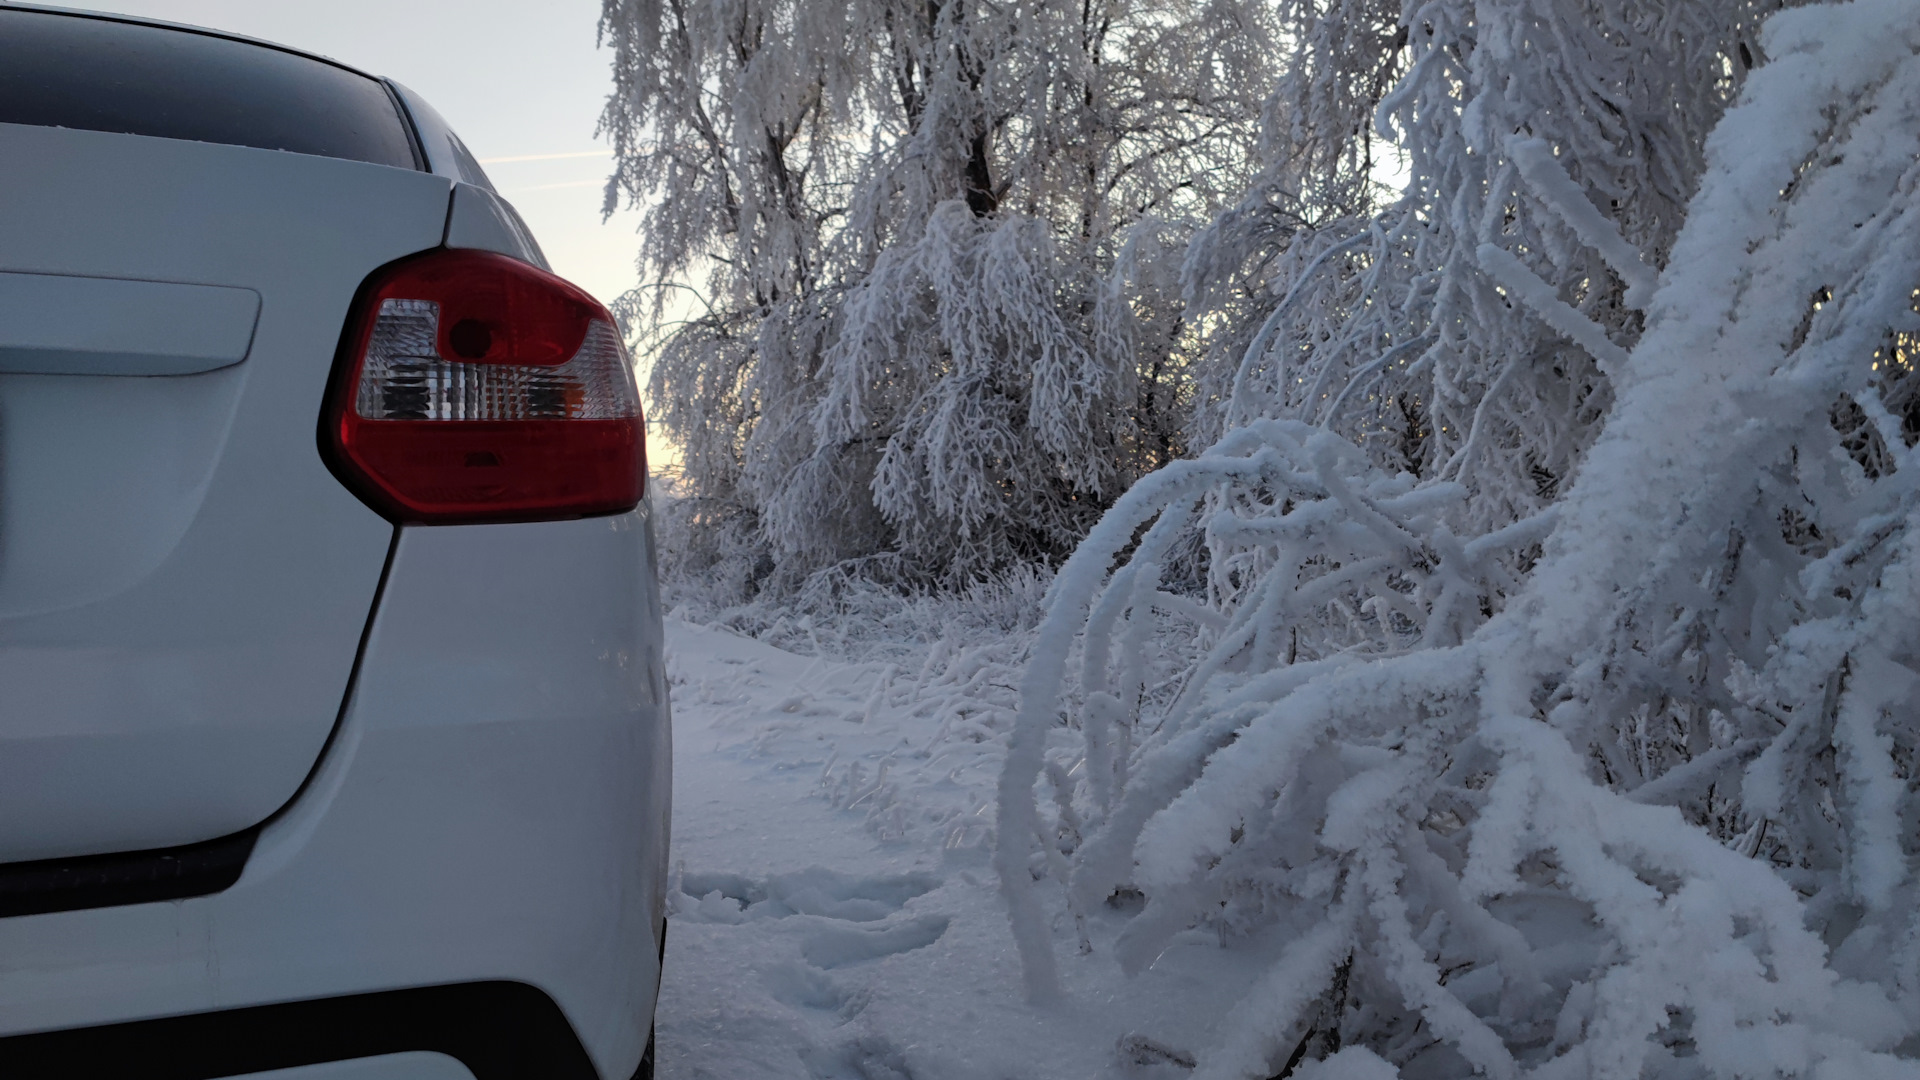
xmin=324 ymin=248 xmax=645 ymax=525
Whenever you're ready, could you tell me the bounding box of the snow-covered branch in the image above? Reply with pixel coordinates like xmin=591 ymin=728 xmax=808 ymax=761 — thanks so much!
xmin=999 ymin=1 xmax=1920 ymax=1075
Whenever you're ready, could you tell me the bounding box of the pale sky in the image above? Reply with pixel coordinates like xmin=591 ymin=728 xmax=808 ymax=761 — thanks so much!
xmin=88 ymin=0 xmax=647 ymax=308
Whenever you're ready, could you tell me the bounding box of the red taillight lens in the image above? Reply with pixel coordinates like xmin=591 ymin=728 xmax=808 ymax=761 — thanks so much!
xmin=324 ymin=248 xmax=645 ymax=525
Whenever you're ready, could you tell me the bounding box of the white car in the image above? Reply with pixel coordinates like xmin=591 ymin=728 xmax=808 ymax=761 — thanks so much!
xmin=0 ymin=7 xmax=671 ymax=1079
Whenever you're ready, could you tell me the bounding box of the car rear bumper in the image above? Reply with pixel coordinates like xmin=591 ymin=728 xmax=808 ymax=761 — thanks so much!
xmin=0 ymin=982 xmax=598 ymax=1079
xmin=0 ymin=506 xmax=672 ymax=1080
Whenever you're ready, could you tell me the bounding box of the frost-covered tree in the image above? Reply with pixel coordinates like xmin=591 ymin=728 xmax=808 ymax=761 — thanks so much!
xmin=1177 ymin=0 xmax=1781 ymax=525
xmin=999 ymin=0 xmax=1920 ymax=1075
xmin=598 ymin=0 xmax=1281 ymax=589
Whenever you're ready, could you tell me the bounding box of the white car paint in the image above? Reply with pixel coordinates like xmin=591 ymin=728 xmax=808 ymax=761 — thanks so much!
xmin=0 ymin=271 xmax=259 ymax=376
xmin=0 ymin=507 xmax=670 ymax=1078
xmin=0 ymin=121 xmax=442 ymax=860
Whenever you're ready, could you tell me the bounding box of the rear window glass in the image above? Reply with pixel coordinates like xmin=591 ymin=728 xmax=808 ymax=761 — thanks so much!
xmin=0 ymin=10 xmax=417 ymax=169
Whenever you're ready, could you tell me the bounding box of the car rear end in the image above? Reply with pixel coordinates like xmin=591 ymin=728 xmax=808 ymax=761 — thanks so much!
xmin=0 ymin=8 xmax=670 ymax=1078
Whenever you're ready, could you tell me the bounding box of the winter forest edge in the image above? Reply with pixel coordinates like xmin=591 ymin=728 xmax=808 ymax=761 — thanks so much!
xmin=600 ymin=0 xmax=1920 ymax=1076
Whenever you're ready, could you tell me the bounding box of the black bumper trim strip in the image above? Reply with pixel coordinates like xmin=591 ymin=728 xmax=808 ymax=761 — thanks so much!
xmin=0 ymin=980 xmax=604 ymax=1079
xmin=0 ymin=827 xmax=258 ymax=919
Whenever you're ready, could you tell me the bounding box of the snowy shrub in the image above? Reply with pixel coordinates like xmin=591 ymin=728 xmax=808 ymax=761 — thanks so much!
xmin=687 ymin=561 xmax=1053 ymax=665
xmin=655 ymin=478 xmax=1055 ymax=664
xmin=997 ymin=0 xmax=1920 ymax=1076
xmin=599 ymin=0 xmax=1284 ymax=591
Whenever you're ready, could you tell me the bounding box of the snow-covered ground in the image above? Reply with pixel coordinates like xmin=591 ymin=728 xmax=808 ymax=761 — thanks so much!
xmin=654 ymin=619 xmax=1272 ymax=1080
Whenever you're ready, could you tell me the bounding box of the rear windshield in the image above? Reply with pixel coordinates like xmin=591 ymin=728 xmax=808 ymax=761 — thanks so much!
xmin=0 ymin=10 xmax=418 ymax=169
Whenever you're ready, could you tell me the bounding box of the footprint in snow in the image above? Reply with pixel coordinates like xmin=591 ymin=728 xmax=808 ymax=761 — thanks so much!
xmin=799 ymin=914 xmax=950 ymax=969
xmin=799 ymin=1034 xmax=915 ymax=1080
xmin=674 ymin=866 xmax=939 ymax=923
xmin=672 ymin=868 xmax=951 ymax=984
xmin=763 ymin=959 xmax=866 ymax=1015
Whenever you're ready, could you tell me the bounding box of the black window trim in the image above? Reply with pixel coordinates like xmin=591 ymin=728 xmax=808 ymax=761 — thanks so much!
xmin=2 ymin=3 xmax=388 ymax=86
xmin=381 ymin=78 xmax=431 ymax=173
xmin=0 ymin=3 xmax=429 ymax=173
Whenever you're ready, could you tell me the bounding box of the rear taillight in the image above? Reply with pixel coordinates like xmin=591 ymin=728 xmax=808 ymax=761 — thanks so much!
xmin=323 ymin=248 xmax=645 ymax=525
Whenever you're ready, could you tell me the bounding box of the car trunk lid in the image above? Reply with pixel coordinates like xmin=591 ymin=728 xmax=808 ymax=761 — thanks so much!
xmin=0 ymin=120 xmax=451 ymax=862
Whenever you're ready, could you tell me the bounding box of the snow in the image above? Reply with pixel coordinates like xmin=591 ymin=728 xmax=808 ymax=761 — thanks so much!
xmin=641 ymin=1 xmax=1920 ymax=1075
xmin=988 ymin=3 xmax=1920 ymax=1074
xmin=655 ymin=619 xmax=1280 ymax=1079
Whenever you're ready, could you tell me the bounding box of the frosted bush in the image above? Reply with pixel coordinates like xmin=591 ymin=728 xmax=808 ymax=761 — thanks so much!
xmin=997 ymin=1 xmax=1920 ymax=1076
xmin=657 ymin=484 xmax=1055 ymax=665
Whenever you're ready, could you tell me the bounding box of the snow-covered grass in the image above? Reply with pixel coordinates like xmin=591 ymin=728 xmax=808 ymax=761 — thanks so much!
xmin=661 ymin=551 xmax=1053 ymax=668
xmin=657 ymin=619 xmax=1272 ymax=1079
